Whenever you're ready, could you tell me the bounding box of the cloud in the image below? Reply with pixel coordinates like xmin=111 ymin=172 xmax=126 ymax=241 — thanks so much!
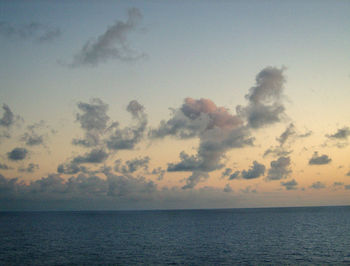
xmin=236 ymin=67 xmax=286 ymax=129
xmin=263 ymin=146 xmax=291 ymax=158
xmin=276 ymin=123 xmax=296 ymax=146
xmin=182 ymin=171 xmax=209 ymax=189
xmin=106 ymin=100 xmax=147 ymax=150
xmin=326 ymin=127 xmax=350 ymax=140
xmin=223 ymin=184 xmax=233 ymax=193
xmin=346 ymin=171 xmax=350 ymax=177
xmin=18 ymin=163 xmax=39 ymax=173
xmin=229 ymin=171 xmax=241 ymax=180
xmin=281 ymin=179 xmax=298 ymax=190
xmin=266 ymin=156 xmax=291 ymax=181
xmin=57 ymin=162 xmax=87 ymax=175
xmin=0 ymin=104 xmax=14 ymax=128
xmin=72 ymin=149 xmax=108 ymax=164
xmin=345 ymin=185 xmax=350 ymax=190
xmin=114 ymin=156 xmax=150 ymax=174
xmin=241 ymin=161 xmax=265 ymax=179
xmin=309 ymin=181 xmax=326 ymax=189
xmin=71 ymin=8 xmax=145 ymax=67
xmin=0 ymin=163 xmax=11 ymax=170
xmin=7 ymin=147 xmax=28 ymax=161
xmin=333 ymin=182 xmax=344 ymax=187
xmin=150 ymin=167 xmax=166 ymax=181
xmin=150 ymin=98 xmax=243 ymax=139
xmin=73 ymin=98 xmax=110 ymax=147
xmin=308 ymin=152 xmax=332 ymax=165
xmin=0 ymin=21 xmax=61 ymax=42
xmin=240 ymin=186 xmax=257 ymax=193
xmin=20 ymin=120 xmax=52 ymax=147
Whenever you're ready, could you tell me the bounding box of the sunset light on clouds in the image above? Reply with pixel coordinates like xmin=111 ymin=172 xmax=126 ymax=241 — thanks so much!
xmin=1 ymin=0 xmax=350 ymax=210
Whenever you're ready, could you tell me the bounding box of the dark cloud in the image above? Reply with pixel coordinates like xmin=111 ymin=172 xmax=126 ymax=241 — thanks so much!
xmin=0 ymin=163 xmax=11 ymax=170
xmin=345 ymin=185 xmax=350 ymax=190
xmin=333 ymin=182 xmax=344 ymax=187
xmin=0 ymin=21 xmax=61 ymax=42
xmin=237 ymin=67 xmax=286 ymax=129
xmin=326 ymin=127 xmax=350 ymax=140
xmin=182 ymin=171 xmax=209 ymax=189
xmin=309 ymin=181 xmax=326 ymax=189
xmin=57 ymin=162 xmax=87 ymax=175
xmin=308 ymin=152 xmax=332 ymax=165
xmin=71 ymin=8 xmax=145 ymax=67
xmin=18 ymin=163 xmax=39 ymax=173
xmin=241 ymin=161 xmax=265 ymax=179
xmin=73 ymin=98 xmax=109 ymax=148
xmin=223 ymin=184 xmax=233 ymax=193
xmin=263 ymin=146 xmax=291 ymax=158
xmin=7 ymin=147 xmax=28 ymax=161
xmin=281 ymin=179 xmax=298 ymax=190
xmin=106 ymin=100 xmax=147 ymax=150
xmin=72 ymin=149 xmax=108 ymax=164
xmin=346 ymin=171 xmax=350 ymax=177
xmin=114 ymin=156 xmax=150 ymax=174
xmin=229 ymin=171 xmax=241 ymax=180
xmin=150 ymin=167 xmax=166 ymax=181
xmin=266 ymin=156 xmax=291 ymax=181
xmin=221 ymin=168 xmax=232 ymax=178
xmin=276 ymin=123 xmax=296 ymax=146
xmin=0 ymin=104 xmax=14 ymax=128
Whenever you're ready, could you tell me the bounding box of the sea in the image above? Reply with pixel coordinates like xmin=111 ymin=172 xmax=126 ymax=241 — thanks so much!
xmin=0 ymin=206 xmax=349 ymax=265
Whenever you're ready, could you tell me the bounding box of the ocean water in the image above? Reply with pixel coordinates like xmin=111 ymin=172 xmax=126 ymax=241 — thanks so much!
xmin=0 ymin=206 xmax=350 ymax=265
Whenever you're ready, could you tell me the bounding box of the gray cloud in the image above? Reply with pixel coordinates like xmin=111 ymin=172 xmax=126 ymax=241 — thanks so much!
xmin=229 ymin=171 xmax=241 ymax=180
xmin=0 ymin=104 xmax=14 ymax=128
xmin=57 ymin=162 xmax=87 ymax=175
xmin=114 ymin=156 xmax=150 ymax=174
xmin=277 ymin=123 xmax=296 ymax=146
xmin=266 ymin=156 xmax=291 ymax=181
xmin=18 ymin=163 xmax=39 ymax=173
xmin=72 ymin=149 xmax=108 ymax=164
xmin=0 ymin=21 xmax=61 ymax=42
xmin=71 ymin=8 xmax=145 ymax=67
xmin=240 ymin=186 xmax=257 ymax=193
xmin=345 ymin=185 xmax=350 ymax=190
xmin=237 ymin=67 xmax=286 ymax=129
xmin=346 ymin=171 xmax=350 ymax=177
xmin=281 ymin=179 xmax=298 ymax=190
xmin=150 ymin=167 xmax=166 ymax=181
xmin=333 ymin=182 xmax=344 ymax=187
xmin=309 ymin=181 xmax=326 ymax=189
xmin=326 ymin=127 xmax=350 ymax=140
xmin=309 ymin=152 xmax=332 ymax=165
xmin=73 ymin=98 xmax=110 ymax=148
xmin=241 ymin=161 xmax=265 ymax=179
xmin=223 ymin=184 xmax=233 ymax=193
xmin=182 ymin=171 xmax=209 ymax=189
xmin=7 ymin=147 xmax=28 ymax=161
xmin=106 ymin=100 xmax=147 ymax=150
xmin=263 ymin=147 xmax=291 ymax=158
xmin=0 ymin=163 xmax=11 ymax=170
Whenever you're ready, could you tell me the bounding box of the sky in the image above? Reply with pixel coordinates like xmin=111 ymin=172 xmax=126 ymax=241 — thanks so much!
xmin=0 ymin=0 xmax=350 ymax=210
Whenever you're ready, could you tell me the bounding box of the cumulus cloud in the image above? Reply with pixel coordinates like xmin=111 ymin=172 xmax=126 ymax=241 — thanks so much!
xmin=237 ymin=67 xmax=286 ymax=129
xmin=20 ymin=120 xmax=52 ymax=147
xmin=240 ymin=186 xmax=257 ymax=193
xmin=150 ymin=167 xmax=166 ymax=181
xmin=266 ymin=156 xmax=291 ymax=181
xmin=0 ymin=21 xmax=61 ymax=42
xmin=71 ymin=8 xmax=145 ymax=67
xmin=308 ymin=152 xmax=332 ymax=165
xmin=326 ymin=127 xmax=350 ymax=140
xmin=57 ymin=162 xmax=87 ymax=175
xmin=345 ymin=185 xmax=350 ymax=190
xmin=309 ymin=181 xmax=326 ymax=189
xmin=114 ymin=156 xmax=150 ymax=174
xmin=106 ymin=100 xmax=147 ymax=150
xmin=7 ymin=147 xmax=28 ymax=161
xmin=346 ymin=171 xmax=350 ymax=177
xmin=182 ymin=171 xmax=209 ymax=189
xmin=0 ymin=163 xmax=11 ymax=170
xmin=276 ymin=123 xmax=296 ymax=146
xmin=229 ymin=171 xmax=241 ymax=180
xmin=333 ymin=182 xmax=344 ymax=187
xmin=73 ymin=98 xmax=110 ymax=147
xmin=18 ymin=163 xmax=39 ymax=173
xmin=0 ymin=104 xmax=14 ymax=128
xmin=241 ymin=161 xmax=265 ymax=179
xmin=281 ymin=179 xmax=298 ymax=190
xmin=72 ymin=149 xmax=108 ymax=164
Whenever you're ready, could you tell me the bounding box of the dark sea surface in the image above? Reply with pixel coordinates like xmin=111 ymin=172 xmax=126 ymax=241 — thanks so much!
xmin=1 ymin=206 xmax=350 ymax=265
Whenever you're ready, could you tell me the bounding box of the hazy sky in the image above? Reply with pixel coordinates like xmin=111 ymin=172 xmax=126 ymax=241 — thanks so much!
xmin=1 ymin=0 xmax=350 ymax=210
